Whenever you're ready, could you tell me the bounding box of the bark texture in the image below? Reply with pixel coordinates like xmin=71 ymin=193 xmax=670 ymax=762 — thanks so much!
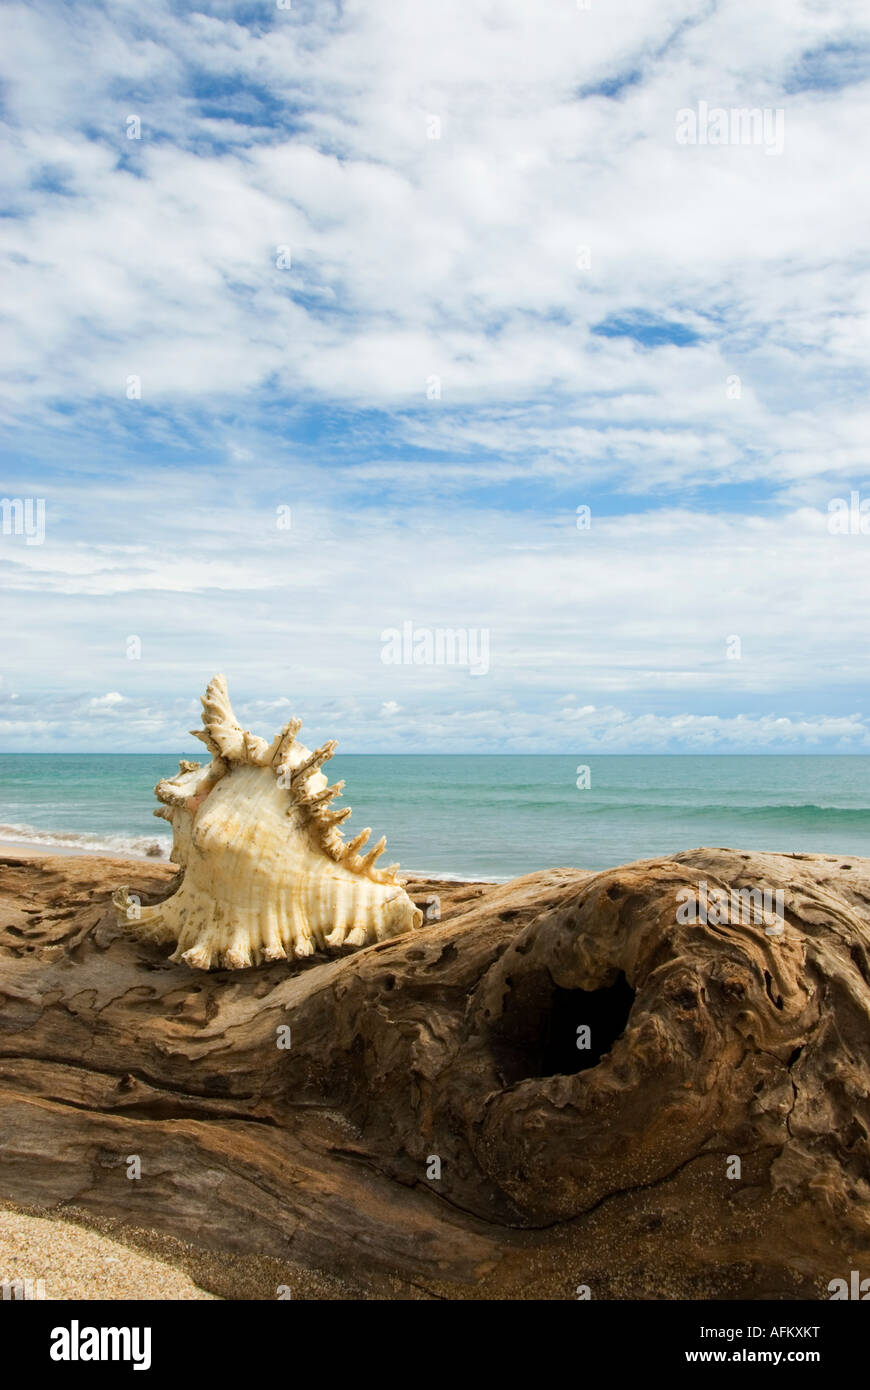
xmin=1 ymin=846 xmax=869 ymax=1300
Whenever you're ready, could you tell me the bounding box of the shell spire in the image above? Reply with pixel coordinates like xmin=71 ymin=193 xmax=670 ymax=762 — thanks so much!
xmin=298 ymin=781 xmax=345 ymax=810
xmin=271 ymin=718 xmax=303 ymax=771
xmin=290 ymin=741 xmax=338 ymax=788
xmin=186 ymin=675 xmax=268 ymax=765
xmin=115 ymin=675 xmax=423 ymax=970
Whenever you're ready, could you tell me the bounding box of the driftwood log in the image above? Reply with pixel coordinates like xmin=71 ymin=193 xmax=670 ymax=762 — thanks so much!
xmin=1 ymin=846 xmax=869 ymax=1300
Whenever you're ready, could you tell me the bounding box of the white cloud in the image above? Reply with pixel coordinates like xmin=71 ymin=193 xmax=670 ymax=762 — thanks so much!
xmin=1 ymin=480 xmax=869 ymax=749
xmin=1 ymin=684 xmax=868 ymax=754
xmin=0 ymin=0 xmax=867 ymax=496
xmin=89 ymin=691 xmax=126 ymax=708
xmin=2 ymin=1 xmax=870 ymax=752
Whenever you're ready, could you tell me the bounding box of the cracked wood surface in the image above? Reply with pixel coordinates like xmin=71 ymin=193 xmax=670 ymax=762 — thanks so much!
xmin=1 ymin=846 xmax=869 ymax=1299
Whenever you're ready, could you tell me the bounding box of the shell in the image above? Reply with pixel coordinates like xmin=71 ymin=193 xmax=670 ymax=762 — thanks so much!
xmin=113 ymin=675 xmax=424 ymax=970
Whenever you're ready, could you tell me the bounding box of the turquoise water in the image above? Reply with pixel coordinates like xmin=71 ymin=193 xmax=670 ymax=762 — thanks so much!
xmin=0 ymin=754 xmax=867 ymax=879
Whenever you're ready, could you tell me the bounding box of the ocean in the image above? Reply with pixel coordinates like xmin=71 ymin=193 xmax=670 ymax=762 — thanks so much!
xmin=0 ymin=754 xmax=867 ymax=880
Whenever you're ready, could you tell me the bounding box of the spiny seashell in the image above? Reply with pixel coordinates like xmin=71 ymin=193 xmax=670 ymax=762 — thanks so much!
xmin=113 ymin=675 xmax=424 ymax=970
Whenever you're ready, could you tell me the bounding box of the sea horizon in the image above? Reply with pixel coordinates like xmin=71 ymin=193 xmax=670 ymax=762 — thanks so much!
xmin=2 ymin=752 xmax=867 ymax=881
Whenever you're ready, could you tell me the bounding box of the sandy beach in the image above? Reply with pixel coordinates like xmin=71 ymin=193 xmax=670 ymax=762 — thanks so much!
xmin=0 ymin=1207 xmax=217 ymax=1300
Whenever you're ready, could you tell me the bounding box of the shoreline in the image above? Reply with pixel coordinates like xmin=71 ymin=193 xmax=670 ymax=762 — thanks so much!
xmin=0 ymin=838 xmax=169 ymax=864
xmin=0 ymin=839 xmax=506 ymax=882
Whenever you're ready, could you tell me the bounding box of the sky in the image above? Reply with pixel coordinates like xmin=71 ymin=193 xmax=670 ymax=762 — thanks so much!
xmin=1 ymin=0 xmax=869 ymax=753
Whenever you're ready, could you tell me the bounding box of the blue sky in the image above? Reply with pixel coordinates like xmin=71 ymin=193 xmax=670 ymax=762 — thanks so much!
xmin=1 ymin=0 xmax=870 ymax=752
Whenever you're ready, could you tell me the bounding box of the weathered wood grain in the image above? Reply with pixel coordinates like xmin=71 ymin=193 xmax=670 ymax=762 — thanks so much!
xmin=1 ymin=847 xmax=869 ymax=1299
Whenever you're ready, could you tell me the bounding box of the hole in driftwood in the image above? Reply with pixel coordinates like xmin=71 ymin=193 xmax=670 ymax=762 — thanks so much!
xmin=540 ymin=973 xmax=635 ymax=1077
xmin=489 ymin=968 xmax=636 ymax=1085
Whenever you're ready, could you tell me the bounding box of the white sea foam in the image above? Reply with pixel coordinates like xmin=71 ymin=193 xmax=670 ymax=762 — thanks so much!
xmin=0 ymin=821 xmax=171 ymax=860
xmin=404 ymin=867 xmax=508 ymax=883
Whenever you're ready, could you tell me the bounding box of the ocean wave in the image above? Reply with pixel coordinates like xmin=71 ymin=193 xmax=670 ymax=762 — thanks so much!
xmin=0 ymin=821 xmax=171 ymax=860
xmin=575 ymin=802 xmax=870 ymax=822
xmin=404 ymin=867 xmax=509 ymax=883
